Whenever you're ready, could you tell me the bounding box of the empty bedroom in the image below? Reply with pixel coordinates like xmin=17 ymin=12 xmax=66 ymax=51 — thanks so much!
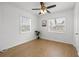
xmin=0 ymin=2 xmax=79 ymax=57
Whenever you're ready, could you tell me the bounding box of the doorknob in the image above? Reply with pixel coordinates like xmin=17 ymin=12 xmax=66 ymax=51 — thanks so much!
xmin=75 ymin=33 xmax=79 ymax=35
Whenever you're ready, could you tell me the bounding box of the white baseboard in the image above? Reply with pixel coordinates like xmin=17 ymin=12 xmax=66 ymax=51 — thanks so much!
xmin=41 ymin=37 xmax=73 ymax=45
xmin=0 ymin=38 xmax=35 ymax=51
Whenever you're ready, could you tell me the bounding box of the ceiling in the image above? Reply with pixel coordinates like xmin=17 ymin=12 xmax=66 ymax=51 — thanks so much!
xmin=8 ymin=2 xmax=75 ymax=15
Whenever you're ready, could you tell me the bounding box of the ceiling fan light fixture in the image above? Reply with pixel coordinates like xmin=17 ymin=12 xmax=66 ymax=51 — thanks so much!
xmin=32 ymin=2 xmax=56 ymax=15
xmin=40 ymin=9 xmax=47 ymax=15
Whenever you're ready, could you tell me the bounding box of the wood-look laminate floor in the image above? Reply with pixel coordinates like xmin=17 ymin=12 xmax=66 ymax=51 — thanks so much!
xmin=0 ymin=39 xmax=78 ymax=57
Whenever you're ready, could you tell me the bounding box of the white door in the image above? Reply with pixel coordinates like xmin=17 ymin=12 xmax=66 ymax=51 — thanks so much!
xmin=74 ymin=2 xmax=79 ymax=55
xmin=75 ymin=17 xmax=79 ymax=55
xmin=75 ymin=18 xmax=79 ymax=51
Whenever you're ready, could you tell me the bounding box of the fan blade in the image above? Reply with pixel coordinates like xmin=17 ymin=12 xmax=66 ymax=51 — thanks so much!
xmin=47 ymin=5 xmax=56 ymax=9
xmin=32 ymin=8 xmax=40 ymax=10
xmin=47 ymin=10 xmax=51 ymax=13
xmin=39 ymin=12 xmax=41 ymax=15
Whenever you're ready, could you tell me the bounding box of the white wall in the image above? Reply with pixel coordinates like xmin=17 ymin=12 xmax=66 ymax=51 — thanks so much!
xmin=0 ymin=3 xmax=38 ymax=51
xmin=0 ymin=5 xmax=4 ymax=51
xmin=0 ymin=6 xmax=1 ymax=39
xmin=38 ymin=9 xmax=74 ymax=44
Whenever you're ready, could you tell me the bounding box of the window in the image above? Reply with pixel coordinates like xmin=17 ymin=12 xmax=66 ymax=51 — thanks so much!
xmin=48 ymin=17 xmax=66 ymax=33
xmin=20 ymin=16 xmax=31 ymax=34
